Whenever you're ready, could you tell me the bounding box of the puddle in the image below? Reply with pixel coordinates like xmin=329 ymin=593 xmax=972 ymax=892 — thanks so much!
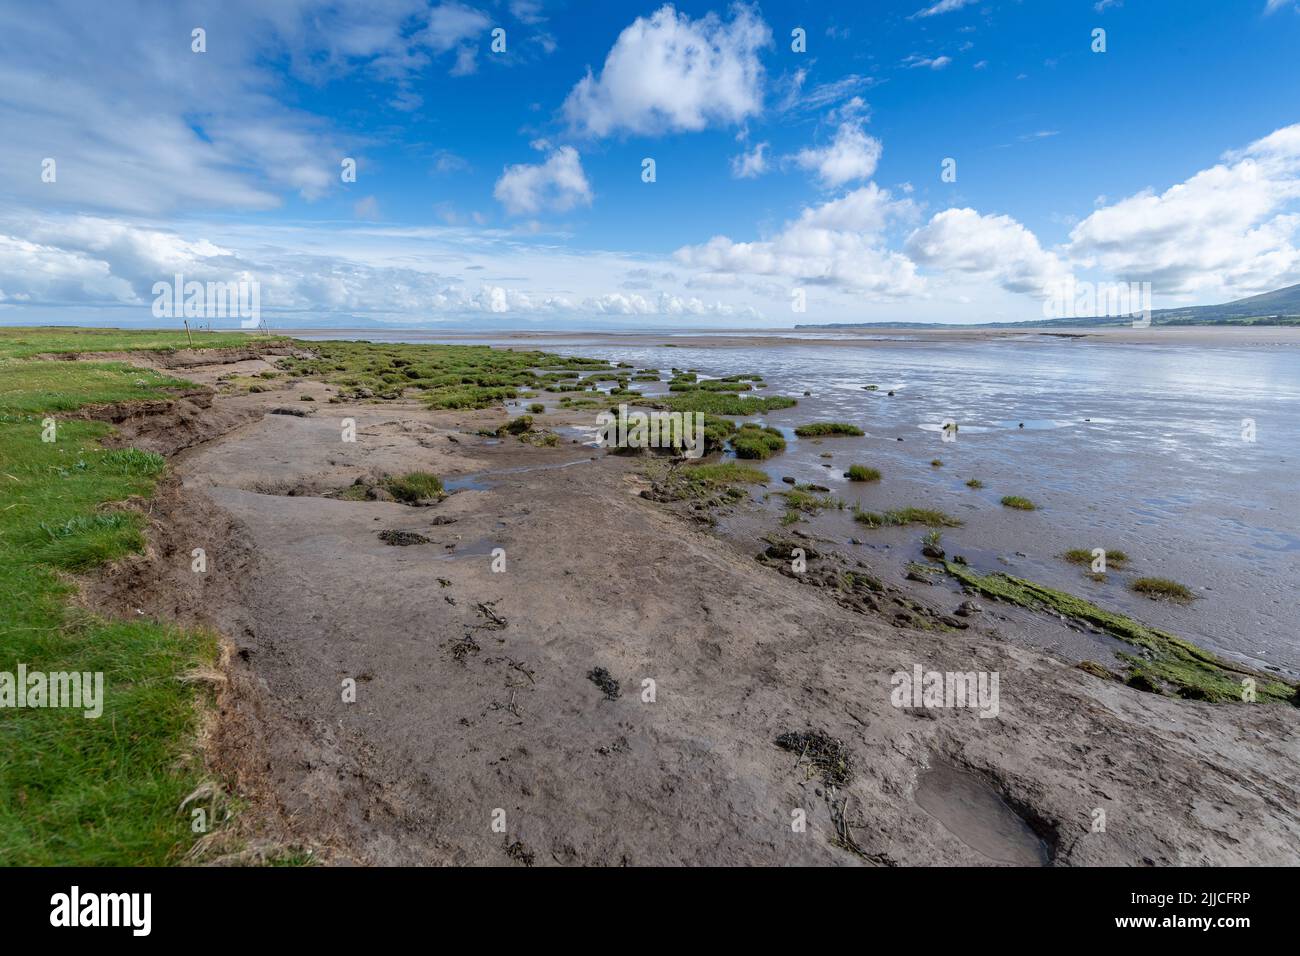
xmin=914 ymin=762 xmax=1050 ymax=866
xmin=434 ymin=538 xmax=500 ymax=560
xmin=443 ymin=456 xmax=597 ymax=492
xmin=443 ymin=474 xmax=491 ymax=492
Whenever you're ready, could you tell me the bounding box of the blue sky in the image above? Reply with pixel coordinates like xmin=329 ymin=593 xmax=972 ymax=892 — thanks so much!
xmin=2 ymin=0 xmax=1299 ymax=328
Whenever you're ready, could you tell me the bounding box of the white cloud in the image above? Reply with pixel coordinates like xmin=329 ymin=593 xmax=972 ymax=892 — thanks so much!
xmin=903 ymin=54 xmax=953 ymax=70
xmin=0 ymin=1 xmax=500 ymax=217
xmin=791 ymin=121 xmax=883 ymax=188
xmin=0 ymin=212 xmax=762 ymax=322
xmin=562 ymin=3 xmax=771 ymax=137
xmin=905 ymin=208 xmax=1072 ymax=295
xmin=731 ymin=142 xmax=770 ymax=179
xmin=425 ymin=1 xmax=491 ymax=64
xmin=675 ymin=184 xmax=923 ymax=295
xmin=910 ymin=0 xmax=978 ymax=19
xmin=1066 ymin=123 xmax=1300 ymax=295
xmin=1264 ymin=0 xmax=1296 ymax=14
xmin=493 ymin=145 xmax=594 ymax=216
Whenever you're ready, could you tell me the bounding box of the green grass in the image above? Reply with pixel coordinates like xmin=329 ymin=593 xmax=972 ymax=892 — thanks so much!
xmin=0 ymin=341 xmax=224 ymax=864
xmin=649 ymin=390 xmax=797 ymax=417
xmin=1063 ymin=548 xmax=1129 ymax=568
xmin=965 ymin=478 xmax=984 ymax=489
xmin=1000 ymin=495 xmax=1037 ymax=511
xmin=0 ymin=359 xmax=193 ymax=413
xmin=274 ymin=339 xmax=609 ymax=408
xmin=686 ymin=461 xmax=770 ymax=486
xmin=385 ymin=471 xmax=445 ymax=504
xmin=844 ymin=464 xmax=881 ymax=482
xmin=729 ymin=423 xmax=787 ymax=460
xmin=938 ymin=562 xmax=1294 ymax=704
xmin=853 ymin=506 xmax=962 ymax=528
xmin=1131 ymin=577 xmax=1194 ymax=602
xmin=0 ymin=326 xmax=287 ymax=360
xmin=528 ymin=403 xmax=545 ymax=414
xmin=794 ymin=422 xmax=864 ymax=437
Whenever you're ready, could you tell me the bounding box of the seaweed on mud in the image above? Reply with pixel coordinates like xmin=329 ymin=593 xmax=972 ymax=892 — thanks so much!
xmin=587 ymin=667 xmax=621 ymax=700
xmin=939 ymin=561 xmax=1297 ymax=704
xmin=504 ymin=840 xmax=536 ymax=866
xmin=775 ymin=730 xmax=854 ymax=787
xmin=377 ymin=529 xmax=431 ymax=546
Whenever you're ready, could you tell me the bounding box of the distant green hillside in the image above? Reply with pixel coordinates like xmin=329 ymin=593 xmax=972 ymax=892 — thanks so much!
xmin=796 ymin=282 xmax=1300 ymax=330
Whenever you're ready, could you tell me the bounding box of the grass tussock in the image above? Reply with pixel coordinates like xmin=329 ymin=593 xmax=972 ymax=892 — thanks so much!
xmin=1131 ymin=577 xmax=1194 ymax=602
xmin=1000 ymin=495 xmax=1037 ymax=511
xmin=729 ymin=423 xmax=787 ymax=460
xmin=1062 ymin=548 xmax=1129 ymax=568
xmin=844 ymin=464 xmax=881 ymax=482
xmin=385 ymin=471 xmax=445 ymax=504
xmin=853 ymin=506 xmax=962 ymax=528
xmin=794 ymin=422 xmax=864 ymax=437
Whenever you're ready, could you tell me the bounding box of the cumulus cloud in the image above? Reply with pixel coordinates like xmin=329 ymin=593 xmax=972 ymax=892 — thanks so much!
xmin=493 ymin=145 xmax=594 ymax=216
xmin=1066 ymin=123 xmax=1300 ymax=296
xmin=905 ymin=208 xmax=1072 ymax=295
xmin=731 ymin=142 xmax=770 ymax=179
xmin=562 ymin=3 xmax=771 ymax=137
xmin=675 ymin=183 xmax=923 ymax=295
xmin=791 ymin=121 xmax=883 ymax=188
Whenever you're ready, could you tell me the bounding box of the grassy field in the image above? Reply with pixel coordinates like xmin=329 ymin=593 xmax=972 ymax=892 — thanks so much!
xmin=0 ymin=325 xmax=283 ymax=360
xmin=0 ymin=329 xmax=237 ymax=864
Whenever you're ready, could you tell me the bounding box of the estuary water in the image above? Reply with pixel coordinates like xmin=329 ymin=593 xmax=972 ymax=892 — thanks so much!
xmin=301 ymin=331 xmax=1300 ymax=676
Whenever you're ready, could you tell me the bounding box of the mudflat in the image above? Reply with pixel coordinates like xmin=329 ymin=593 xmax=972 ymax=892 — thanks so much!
xmin=79 ymin=343 xmax=1300 ymax=866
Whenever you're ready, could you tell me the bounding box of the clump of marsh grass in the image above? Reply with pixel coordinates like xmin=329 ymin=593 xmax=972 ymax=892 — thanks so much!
xmin=729 ymin=423 xmax=787 ymax=460
xmin=853 ymin=506 xmax=962 ymax=528
xmin=844 ymin=464 xmax=880 ymax=482
xmin=1001 ymin=495 xmax=1037 ymax=510
xmin=385 ymin=472 xmax=445 ymax=504
xmin=965 ymin=478 xmax=984 ymax=489
xmin=1131 ymin=577 xmax=1194 ymax=602
xmin=1062 ymin=548 xmax=1129 ymax=568
xmin=794 ymin=422 xmax=864 ymax=437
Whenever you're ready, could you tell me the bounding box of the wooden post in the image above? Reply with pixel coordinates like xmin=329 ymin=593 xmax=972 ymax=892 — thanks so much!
xmin=183 ymin=319 xmax=193 ymax=346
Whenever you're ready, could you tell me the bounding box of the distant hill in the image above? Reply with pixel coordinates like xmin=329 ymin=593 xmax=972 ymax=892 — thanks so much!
xmin=795 ymin=282 xmax=1300 ymax=330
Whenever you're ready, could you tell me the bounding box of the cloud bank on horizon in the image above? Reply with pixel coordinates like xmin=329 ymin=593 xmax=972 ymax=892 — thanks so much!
xmin=1 ymin=0 xmax=1299 ymax=328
